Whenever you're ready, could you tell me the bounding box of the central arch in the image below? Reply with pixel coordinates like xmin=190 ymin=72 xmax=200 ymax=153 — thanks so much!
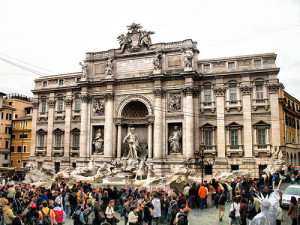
xmin=116 ymin=95 xmax=153 ymax=117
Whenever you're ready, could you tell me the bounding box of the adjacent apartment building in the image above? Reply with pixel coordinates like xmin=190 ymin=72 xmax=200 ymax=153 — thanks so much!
xmin=0 ymin=93 xmax=32 ymax=167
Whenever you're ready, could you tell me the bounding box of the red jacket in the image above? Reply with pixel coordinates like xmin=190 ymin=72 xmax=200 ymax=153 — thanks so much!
xmin=53 ymin=209 xmax=64 ymax=223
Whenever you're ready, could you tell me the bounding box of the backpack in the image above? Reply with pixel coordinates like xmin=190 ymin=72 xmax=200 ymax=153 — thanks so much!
xmin=72 ymin=211 xmax=83 ymax=225
xmin=84 ymin=208 xmax=95 ymax=224
xmin=41 ymin=209 xmax=52 ymax=225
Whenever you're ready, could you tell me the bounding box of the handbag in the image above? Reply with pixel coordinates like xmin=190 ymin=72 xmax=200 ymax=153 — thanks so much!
xmin=229 ymin=204 xmax=236 ymax=218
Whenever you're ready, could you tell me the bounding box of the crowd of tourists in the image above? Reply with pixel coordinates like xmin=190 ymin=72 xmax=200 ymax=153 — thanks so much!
xmin=0 ymin=167 xmax=298 ymax=225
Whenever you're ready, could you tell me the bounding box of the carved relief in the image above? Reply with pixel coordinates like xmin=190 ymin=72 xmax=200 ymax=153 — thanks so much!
xmin=214 ymin=87 xmax=226 ymax=96
xmin=263 ymin=57 xmax=276 ymax=64
xmin=93 ymin=127 xmax=104 ymax=154
xmin=93 ymin=98 xmax=105 ymax=115
xmin=104 ymin=93 xmax=114 ymax=100
xmin=79 ymin=60 xmax=88 ymax=78
xmin=117 ymin=22 xmax=154 ymax=53
xmin=168 ymin=56 xmax=181 ymax=67
xmin=213 ymin=61 xmax=226 ymax=69
xmin=154 ymin=89 xmax=165 ymax=97
xmin=239 ymin=59 xmax=251 ymax=66
xmin=168 ymin=124 xmax=182 ymax=154
xmin=182 ymin=87 xmax=195 ymax=96
xmin=268 ymin=84 xmax=280 ymax=93
xmin=168 ymin=93 xmax=181 ymax=112
xmin=240 ymin=86 xmax=253 ymax=95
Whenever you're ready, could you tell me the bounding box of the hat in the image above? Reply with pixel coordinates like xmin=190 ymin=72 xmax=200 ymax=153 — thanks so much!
xmin=31 ymin=203 xmax=37 ymax=208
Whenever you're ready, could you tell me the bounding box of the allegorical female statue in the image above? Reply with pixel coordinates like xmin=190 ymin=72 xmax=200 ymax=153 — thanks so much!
xmin=93 ymin=129 xmax=104 ymax=154
xmin=169 ymin=126 xmax=182 ymax=153
xmin=123 ymin=127 xmax=139 ymax=159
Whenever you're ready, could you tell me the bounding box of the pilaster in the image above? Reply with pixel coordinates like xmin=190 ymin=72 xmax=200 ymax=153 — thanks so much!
xmin=46 ymin=93 xmax=55 ymax=157
xmin=64 ymin=93 xmax=72 ymax=160
xmin=80 ymin=91 xmax=90 ymax=159
xmin=104 ymin=92 xmax=114 ymax=159
xmin=30 ymin=97 xmax=39 ymax=158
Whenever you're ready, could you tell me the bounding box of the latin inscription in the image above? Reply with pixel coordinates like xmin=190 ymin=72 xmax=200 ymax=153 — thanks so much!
xmin=168 ymin=56 xmax=181 ymax=67
xmin=164 ymin=80 xmax=185 ymax=86
xmin=94 ymin=63 xmax=106 ymax=74
xmin=116 ymin=57 xmax=154 ymax=75
xmin=116 ymin=83 xmax=152 ymax=90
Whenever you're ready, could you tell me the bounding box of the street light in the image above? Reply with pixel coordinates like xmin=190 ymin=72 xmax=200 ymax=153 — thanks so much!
xmin=195 ymin=142 xmax=212 ymax=184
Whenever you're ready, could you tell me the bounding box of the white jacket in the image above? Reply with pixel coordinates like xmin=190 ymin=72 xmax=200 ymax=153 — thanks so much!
xmin=152 ymin=198 xmax=161 ymax=218
xmin=230 ymin=202 xmax=240 ymax=217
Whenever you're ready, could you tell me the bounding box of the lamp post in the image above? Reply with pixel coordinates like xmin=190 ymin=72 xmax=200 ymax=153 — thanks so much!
xmin=195 ymin=143 xmax=210 ymax=184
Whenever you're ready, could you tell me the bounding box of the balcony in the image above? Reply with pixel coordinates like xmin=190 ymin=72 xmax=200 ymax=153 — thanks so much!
xmin=225 ymin=100 xmax=242 ymax=112
xmin=200 ymin=101 xmax=216 ymax=113
xmin=70 ymin=147 xmax=80 ymax=156
xmin=226 ymin=145 xmax=244 ymax=156
xmin=54 ymin=111 xmax=65 ymax=120
xmin=35 ymin=147 xmax=46 ymax=156
xmin=38 ymin=112 xmax=48 ymax=121
xmin=254 ymin=144 xmax=271 ymax=156
xmin=52 ymin=147 xmax=64 ymax=156
xmin=203 ymin=145 xmax=217 ymax=155
xmin=72 ymin=110 xmax=81 ymax=120
xmin=252 ymin=99 xmax=269 ymax=111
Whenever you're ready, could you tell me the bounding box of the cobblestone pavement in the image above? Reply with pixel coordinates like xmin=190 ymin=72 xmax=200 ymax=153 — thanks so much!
xmin=64 ymin=183 xmax=293 ymax=225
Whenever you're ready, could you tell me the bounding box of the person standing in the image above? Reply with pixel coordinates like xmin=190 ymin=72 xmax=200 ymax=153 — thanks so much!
xmin=287 ymin=196 xmax=298 ymax=225
xmin=198 ymin=184 xmax=207 ymax=210
xmin=38 ymin=201 xmax=55 ymax=225
xmin=3 ymin=199 xmax=16 ymax=225
xmin=230 ymin=197 xmax=241 ymax=225
xmin=77 ymin=189 xmax=88 ymax=205
xmin=12 ymin=210 xmax=23 ymax=225
xmin=106 ymin=200 xmax=116 ymax=225
xmin=216 ymin=190 xmax=226 ymax=221
xmin=152 ymin=194 xmax=161 ymax=225
xmin=239 ymin=198 xmax=248 ymax=225
xmin=52 ymin=202 xmax=66 ymax=225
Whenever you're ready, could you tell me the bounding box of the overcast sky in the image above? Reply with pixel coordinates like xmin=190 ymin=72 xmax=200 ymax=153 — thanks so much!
xmin=1 ymin=0 xmax=300 ymax=99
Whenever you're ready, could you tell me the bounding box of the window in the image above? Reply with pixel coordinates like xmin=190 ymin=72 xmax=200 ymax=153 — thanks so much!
xmin=203 ymin=64 xmax=210 ymax=71
xmin=231 ymin=130 xmax=239 ymax=146
xmin=17 ymin=146 xmax=22 ymax=152
xmin=15 ymin=114 xmax=18 ymax=119
xmin=23 ymin=145 xmax=27 ymax=152
xmin=23 ymin=134 xmax=28 ymax=138
xmin=11 ymin=135 xmax=15 ymax=139
xmin=6 ymin=113 xmax=12 ymax=120
xmin=8 ymin=102 xmax=12 ymax=106
xmin=19 ymin=134 xmax=23 ymax=139
xmin=74 ymin=97 xmax=81 ymax=111
xmin=73 ymin=133 xmax=80 ymax=147
xmin=41 ymin=100 xmax=47 ymax=113
xmin=57 ymin=99 xmax=63 ymax=112
xmin=204 ymin=88 xmax=211 ymax=103
xmin=59 ymin=80 xmax=64 ymax=85
xmin=17 ymin=160 xmax=21 ymax=164
xmin=10 ymin=146 xmax=14 ymax=152
xmin=254 ymin=59 xmax=261 ymax=67
xmin=205 ymin=165 xmax=213 ymax=175
xmin=25 ymin=121 xmax=28 ymax=127
xmin=20 ymin=122 xmax=23 ymax=128
xmin=56 ymin=134 xmax=62 ymax=147
xmin=25 ymin=108 xmax=31 ymax=114
xmin=43 ymin=81 xmax=47 ymax=87
xmin=229 ymin=86 xmax=237 ymax=102
xmin=256 ymin=85 xmax=264 ymax=99
xmin=5 ymin=127 xmax=11 ymax=134
xmin=258 ymin=129 xmax=266 ymax=145
xmin=204 ymin=131 xmax=213 ymax=146
xmin=76 ymin=78 xmax=81 ymax=82
xmin=23 ymin=162 xmax=27 ymax=167
xmin=72 ymin=163 xmax=76 ymax=168
xmin=13 ymin=122 xmax=16 ymax=128
xmin=228 ymin=62 xmax=235 ymax=69
xmin=5 ymin=141 xmax=9 ymax=149
xmin=1 ymin=112 xmax=3 ymax=119
xmin=38 ymin=134 xmax=45 ymax=147
xmin=4 ymin=154 xmax=8 ymax=160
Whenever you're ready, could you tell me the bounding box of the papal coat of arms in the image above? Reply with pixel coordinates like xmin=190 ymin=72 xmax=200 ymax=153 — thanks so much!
xmin=117 ymin=22 xmax=154 ymax=53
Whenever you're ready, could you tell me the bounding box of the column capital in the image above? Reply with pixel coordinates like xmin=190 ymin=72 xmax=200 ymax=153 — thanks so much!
xmin=81 ymin=94 xmax=92 ymax=103
xmin=240 ymin=86 xmax=253 ymax=95
xmin=32 ymin=101 xmax=39 ymax=109
xmin=104 ymin=93 xmax=114 ymax=100
xmin=47 ymin=100 xmax=55 ymax=108
xmin=182 ymin=87 xmax=198 ymax=97
xmin=214 ymin=87 xmax=226 ymax=96
xmin=267 ymin=83 xmax=280 ymax=93
xmin=154 ymin=89 xmax=165 ymax=97
xmin=64 ymin=98 xmax=73 ymax=107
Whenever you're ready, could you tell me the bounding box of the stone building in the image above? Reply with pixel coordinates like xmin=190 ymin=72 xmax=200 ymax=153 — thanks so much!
xmin=30 ymin=23 xmax=283 ymax=177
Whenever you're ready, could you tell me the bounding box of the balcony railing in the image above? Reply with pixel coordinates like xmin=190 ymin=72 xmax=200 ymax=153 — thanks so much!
xmin=52 ymin=147 xmax=64 ymax=156
xmin=254 ymin=144 xmax=271 ymax=156
xmin=35 ymin=147 xmax=46 ymax=156
xmin=226 ymin=145 xmax=243 ymax=156
xmin=70 ymin=147 xmax=80 ymax=156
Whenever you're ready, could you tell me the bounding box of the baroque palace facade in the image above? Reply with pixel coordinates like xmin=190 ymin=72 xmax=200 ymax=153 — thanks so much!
xmin=30 ymin=23 xmax=284 ymax=177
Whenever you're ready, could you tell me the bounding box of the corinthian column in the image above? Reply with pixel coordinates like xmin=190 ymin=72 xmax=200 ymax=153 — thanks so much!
xmin=184 ymin=87 xmax=195 ymax=158
xmin=30 ymin=98 xmax=39 ymax=159
xmin=46 ymin=93 xmax=55 ymax=157
xmin=80 ymin=94 xmax=90 ymax=159
xmin=153 ymin=89 xmax=163 ymax=160
xmin=64 ymin=95 xmax=72 ymax=159
xmin=104 ymin=93 xmax=114 ymax=159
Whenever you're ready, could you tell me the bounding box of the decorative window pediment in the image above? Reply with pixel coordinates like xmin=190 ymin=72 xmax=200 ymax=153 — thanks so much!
xmin=37 ymin=128 xmax=47 ymax=134
xmin=226 ymin=122 xmax=243 ymax=130
xmin=253 ymin=120 xmax=270 ymax=128
xmin=201 ymin=123 xmax=216 ymax=130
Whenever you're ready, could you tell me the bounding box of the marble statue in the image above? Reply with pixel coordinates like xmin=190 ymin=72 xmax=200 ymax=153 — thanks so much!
xmin=169 ymin=94 xmax=181 ymax=111
xmin=169 ymin=126 xmax=182 ymax=153
xmin=105 ymin=57 xmax=114 ymax=77
xmin=140 ymin=30 xmax=154 ymax=49
xmin=135 ymin=160 xmax=148 ymax=180
xmin=79 ymin=60 xmax=88 ymax=78
xmin=123 ymin=127 xmax=139 ymax=159
xmin=183 ymin=49 xmax=193 ymax=69
xmin=93 ymin=129 xmax=104 ymax=154
xmin=153 ymin=52 xmax=162 ymax=70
